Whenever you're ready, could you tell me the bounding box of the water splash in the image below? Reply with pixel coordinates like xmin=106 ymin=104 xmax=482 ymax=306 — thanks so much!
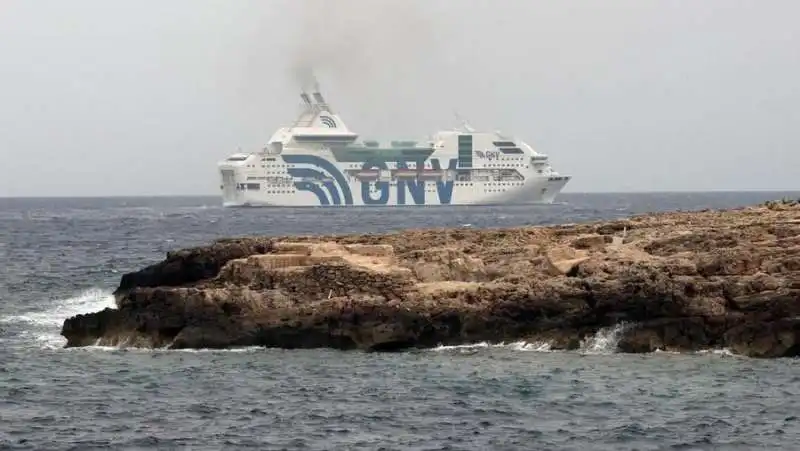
xmin=1 ymin=288 xmax=115 ymax=327
xmin=1 ymin=288 xmax=116 ymax=349
xmin=579 ymin=323 xmax=628 ymax=355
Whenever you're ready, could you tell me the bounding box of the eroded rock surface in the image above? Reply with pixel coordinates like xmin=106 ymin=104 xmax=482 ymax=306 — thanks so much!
xmin=62 ymin=202 xmax=800 ymax=357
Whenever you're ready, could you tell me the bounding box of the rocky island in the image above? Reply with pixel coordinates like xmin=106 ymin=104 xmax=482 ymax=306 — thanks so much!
xmin=62 ymin=201 xmax=800 ymax=357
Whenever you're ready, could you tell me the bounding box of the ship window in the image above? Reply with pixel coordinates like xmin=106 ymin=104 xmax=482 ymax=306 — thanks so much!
xmin=246 ymin=183 xmax=260 ymax=190
xmin=227 ymin=156 xmax=248 ymax=161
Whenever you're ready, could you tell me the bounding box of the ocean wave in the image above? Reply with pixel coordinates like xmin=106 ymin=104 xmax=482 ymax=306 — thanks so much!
xmin=0 ymin=288 xmax=116 ymax=349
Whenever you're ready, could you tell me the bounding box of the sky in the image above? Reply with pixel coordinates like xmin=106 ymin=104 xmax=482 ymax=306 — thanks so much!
xmin=0 ymin=0 xmax=798 ymax=197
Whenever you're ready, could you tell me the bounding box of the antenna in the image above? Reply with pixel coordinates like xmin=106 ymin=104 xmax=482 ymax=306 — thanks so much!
xmin=453 ymin=110 xmax=475 ymax=133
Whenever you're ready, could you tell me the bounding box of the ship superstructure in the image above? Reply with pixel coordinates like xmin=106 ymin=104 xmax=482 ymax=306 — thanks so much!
xmin=218 ymin=87 xmax=570 ymax=207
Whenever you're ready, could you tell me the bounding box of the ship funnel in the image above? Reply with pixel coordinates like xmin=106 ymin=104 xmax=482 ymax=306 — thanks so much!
xmin=312 ymin=91 xmax=332 ymax=113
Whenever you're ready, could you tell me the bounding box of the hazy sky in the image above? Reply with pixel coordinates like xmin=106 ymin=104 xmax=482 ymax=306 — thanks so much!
xmin=1 ymin=0 xmax=798 ymax=196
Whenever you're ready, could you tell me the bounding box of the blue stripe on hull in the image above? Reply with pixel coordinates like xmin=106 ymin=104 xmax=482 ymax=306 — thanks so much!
xmin=283 ymin=154 xmax=354 ymax=205
xmin=287 ymin=167 xmax=342 ymax=205
xmin=293 ymin=181 xmax=331 ymax=205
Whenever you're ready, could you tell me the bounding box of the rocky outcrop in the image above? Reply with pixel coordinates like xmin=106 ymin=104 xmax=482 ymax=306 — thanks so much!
xmin=62 ymin=201 xmax=800 ymax=357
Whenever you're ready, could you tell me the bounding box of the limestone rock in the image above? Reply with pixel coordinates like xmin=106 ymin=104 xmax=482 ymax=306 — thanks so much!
xmin=544 ymin=246 xmax=589 ymax=276
xmin=61 ymin=201 xmax=800 ymax=358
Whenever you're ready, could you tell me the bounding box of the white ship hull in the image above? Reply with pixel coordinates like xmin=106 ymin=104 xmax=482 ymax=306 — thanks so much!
xmin=221 ymin=174 xmax=569 ymax=207
xmin=218 ymin=84 xmax=571 ymax=207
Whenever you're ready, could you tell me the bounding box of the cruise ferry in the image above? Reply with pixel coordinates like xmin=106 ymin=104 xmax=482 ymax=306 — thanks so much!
xmin=218 ymin=87 xmax=571 ymax=207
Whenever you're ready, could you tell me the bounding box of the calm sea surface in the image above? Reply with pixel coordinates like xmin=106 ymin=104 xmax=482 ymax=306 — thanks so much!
xmin=1 ymin=192 xmax=799 ymax=450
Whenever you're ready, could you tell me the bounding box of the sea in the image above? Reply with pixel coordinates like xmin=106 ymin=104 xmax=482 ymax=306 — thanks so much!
xmin=1 ymin=191 xmax=799 ymax=450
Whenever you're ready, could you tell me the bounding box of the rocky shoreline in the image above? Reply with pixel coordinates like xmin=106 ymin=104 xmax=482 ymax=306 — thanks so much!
xmin=62 ymin=201 xmax=800 ymax=357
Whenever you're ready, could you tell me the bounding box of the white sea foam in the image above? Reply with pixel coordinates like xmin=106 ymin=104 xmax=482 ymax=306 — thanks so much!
xmin=431 ymin=340 xmax=552 ymax=353
xmin=430 ymin=325 xmax=631 ymax=355
xmin=695 ymin=348 xmax=738 ymax=357
xmin=427 ymin=326 xmax=747 ymax=358
xmin=653 ymin=347 xmax=740 ymax=357
xmin=1 ymin=288 xmax=116 ymax=349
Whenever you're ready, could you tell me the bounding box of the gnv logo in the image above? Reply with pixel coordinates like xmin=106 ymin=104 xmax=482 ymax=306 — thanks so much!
xmin=475 ymin=150 xmax=500 ymax=161
xmin=361 ymin=158 xmax=458 ymax=205
xmin=282 ymin=155 xmax=458 ymax=206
